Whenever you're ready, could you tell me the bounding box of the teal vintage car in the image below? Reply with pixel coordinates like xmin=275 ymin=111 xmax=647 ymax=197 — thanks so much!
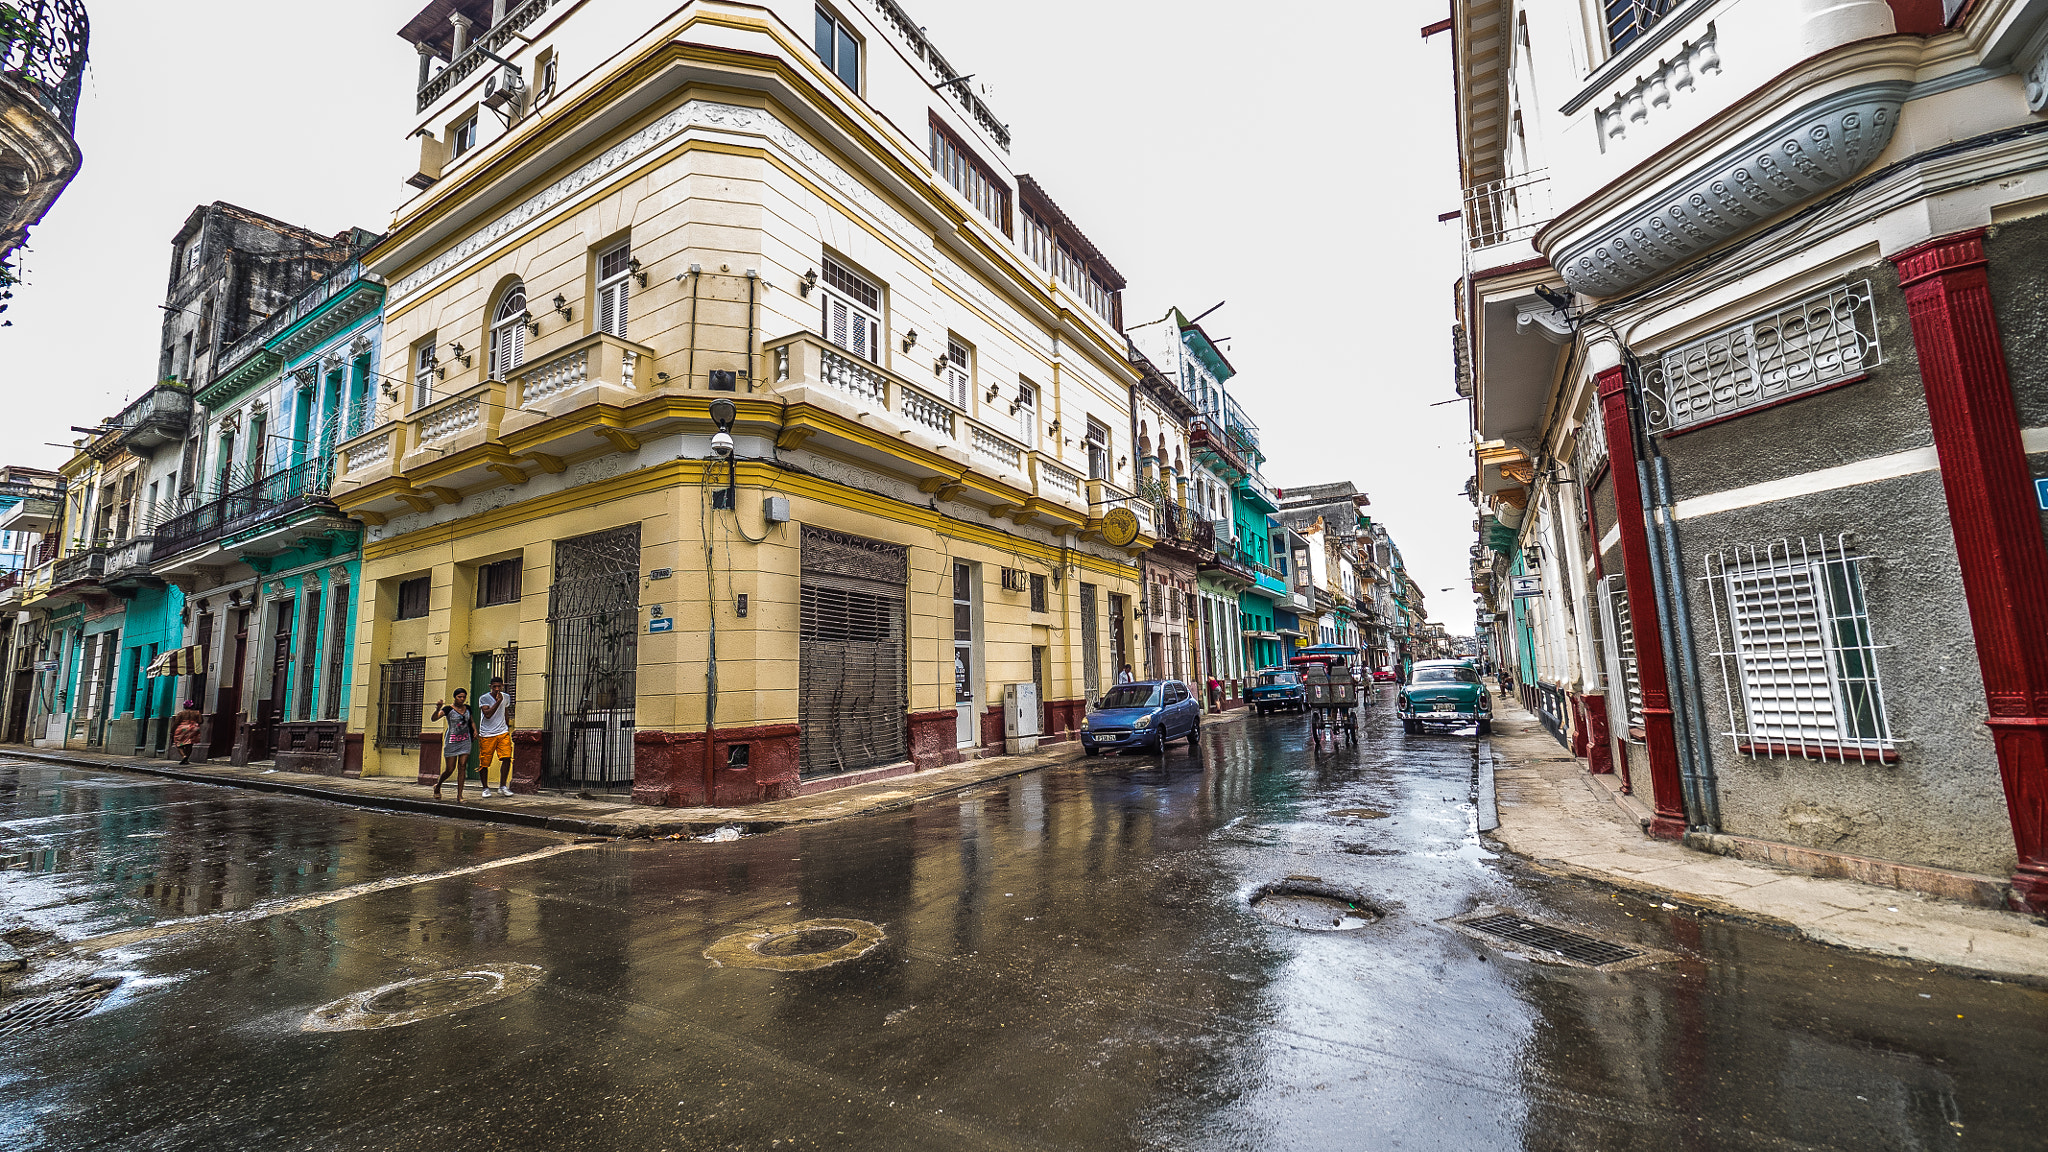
xmin=1397 ymin=660 xmax=1492 ymax=735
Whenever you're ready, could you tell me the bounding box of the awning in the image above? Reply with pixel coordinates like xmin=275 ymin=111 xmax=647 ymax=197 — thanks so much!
xmin=146 ymin=645 xmax=202 ymax=678
xmin=1275 ymin=628 xmax=1304 ymax=639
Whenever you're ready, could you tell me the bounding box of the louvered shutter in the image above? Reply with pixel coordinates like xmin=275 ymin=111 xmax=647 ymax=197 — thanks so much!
xmin=1601 ymin=575 xmax=1644 ymax=731
xmin=945 ymin=340 xmax=970 ymax=408
xmin=1726 ymin=562 xmax=1840 ymax=745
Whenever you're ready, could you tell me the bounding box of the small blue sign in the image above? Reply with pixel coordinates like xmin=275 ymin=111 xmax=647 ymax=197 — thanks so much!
xmin=649 ymin=617 xmax=674 ymax=634
xmin=2037 ymin=478 xmax=2048 ymax=511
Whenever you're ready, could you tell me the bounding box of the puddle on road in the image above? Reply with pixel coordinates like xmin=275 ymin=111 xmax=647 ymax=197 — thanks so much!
xmin=1328 ymin=808 xmax=1391 ymax=820
xmin=1249 ymin=881 xmax=1383 ymax=932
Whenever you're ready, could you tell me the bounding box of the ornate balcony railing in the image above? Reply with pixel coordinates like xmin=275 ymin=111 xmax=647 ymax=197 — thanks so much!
xmin=417 ymin=0 xmax=554 ymax=112
xmin=51 ymin=544 xmax=103 ymax=587
xmin=0 ymin=0 xmax=89 ymax=128
xmin=116 ymin=383 xmax=192 ymax=451
xmin=156 ymin=457 xmax=336 ymax=561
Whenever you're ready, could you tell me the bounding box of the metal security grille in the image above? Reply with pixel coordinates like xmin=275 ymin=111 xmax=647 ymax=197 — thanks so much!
xmin=1704 ymin=536 xmax=1892 ymax=759
xmin=799 ymin=527 xmax=907 ymax=778
xmin=1462 ymin=912 xmax=1643 ymax=968
xmin=377 ymin=657 xmax=425 ymax=749
xmin=0 ymin=982 xmax=118 ymax=1037
xmin=1600 ymin=575 xmax=1644 ymax=734
xmin=1647 ymin=281 xmax=1880 ymax=433
xmin=324 ymin=589 xmax=350 ymax=720
xmin=545 ymin=526 xmax=640 ymax=790
xmin=297 ymin=588 xmax=324 ymax=721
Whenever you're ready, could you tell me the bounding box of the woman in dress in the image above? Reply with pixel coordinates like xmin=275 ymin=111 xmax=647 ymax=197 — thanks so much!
xmin=431 ymin=689 xmax=475 ymax=802
xmin=170 ymin=700 xmax=203 ymax=765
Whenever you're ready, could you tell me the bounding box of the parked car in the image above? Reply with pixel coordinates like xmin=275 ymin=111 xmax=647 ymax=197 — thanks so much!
xmin=1397 ymin=660 xmax=1492 ymax=735
xmin=1371 ymin=666 xmax=1397 ymax=683
xmin=1082 ymin=680 xmax=1202 ymax=754
xmin=1247 ymin=668 xmax=1307 ymax=714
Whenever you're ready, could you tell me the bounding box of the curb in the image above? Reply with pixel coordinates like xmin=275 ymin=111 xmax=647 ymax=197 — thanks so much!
xmin=2 ymin=741 xmax=1094 ymax=840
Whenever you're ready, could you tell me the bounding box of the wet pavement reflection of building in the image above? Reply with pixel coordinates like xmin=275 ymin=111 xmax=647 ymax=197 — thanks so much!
xmin=1 ymin=699 xmax=2045 ymax=1150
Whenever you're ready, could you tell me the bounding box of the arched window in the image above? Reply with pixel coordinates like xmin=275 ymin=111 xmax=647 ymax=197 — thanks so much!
xmin=490 ymin=284 xmax=528 ymax=379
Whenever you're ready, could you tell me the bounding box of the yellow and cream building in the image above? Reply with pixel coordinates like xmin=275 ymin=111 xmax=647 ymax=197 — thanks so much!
xmin=339 ymin=0 xmax=1152 ymax=802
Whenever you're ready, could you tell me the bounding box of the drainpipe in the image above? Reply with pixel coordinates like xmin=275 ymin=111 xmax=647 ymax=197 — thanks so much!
xmin=1650 ymin=448 xmax=1722 ymax=831
xmin=1623 ymin=358 xmax=1710 ymax=830
xmin=1127 ymin=376 xmax=1149 ymax=677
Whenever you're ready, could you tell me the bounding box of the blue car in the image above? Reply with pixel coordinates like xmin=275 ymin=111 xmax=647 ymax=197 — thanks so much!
xmin=1081 ymin=679 xmax=1202 ymax=754
xmin=1247 ymin=668 xmax=1307 ymax=715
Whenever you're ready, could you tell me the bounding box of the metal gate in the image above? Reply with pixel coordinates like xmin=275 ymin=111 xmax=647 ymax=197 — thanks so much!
xmin=544 ymin=526 xmax=639 ymax=789
xmin=798 ymin=526 xmax=907 ymax=778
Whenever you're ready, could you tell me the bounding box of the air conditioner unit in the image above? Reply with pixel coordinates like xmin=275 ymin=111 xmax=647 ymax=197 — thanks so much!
xmin=482 ymin=67 xmax=526 ymax=110
xmin=1001 ymin=567 xmax=1029 ymax=592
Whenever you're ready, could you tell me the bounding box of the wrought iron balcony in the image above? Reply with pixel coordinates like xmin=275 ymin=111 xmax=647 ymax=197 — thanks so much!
xmin=1189 ymin=418 xmax=1248 ymax=480
xmin=1463 ymin=169 xmax=1553 ymax=251
xmin=155 ymin=458 xmax=337 ymax=562
xmin=116 ymin=383 xmax=192 ymax=452
xmin=1 ymin=0 xmax=89 ymax=129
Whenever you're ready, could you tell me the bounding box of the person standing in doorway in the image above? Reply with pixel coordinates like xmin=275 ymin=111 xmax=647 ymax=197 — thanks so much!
xmin=431 ymin=690 xmax=474 ymax=802
xmin=1207 ymin=674 xmax=1223 ymax=712
xmin=476 ymin=675 xmax=515 ymax=796
xmin=1116 ymin=664 xmax=1135 ymax=685
xmin=170 ymin=700 xmax=203 ymax=765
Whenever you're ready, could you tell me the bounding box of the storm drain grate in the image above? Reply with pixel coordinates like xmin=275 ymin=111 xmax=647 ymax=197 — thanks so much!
xmin=1442 ymin=906 xmax=1675 ymax=971
xmin=0 ymin=981 xmax=118 ymax=1037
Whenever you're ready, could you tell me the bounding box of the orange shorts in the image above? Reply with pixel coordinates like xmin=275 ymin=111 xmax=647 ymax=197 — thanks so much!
xmin=477 ymin=732 xmax=514 ymax=767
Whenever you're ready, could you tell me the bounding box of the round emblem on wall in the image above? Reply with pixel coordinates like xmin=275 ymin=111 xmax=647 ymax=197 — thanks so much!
xmin=1101 ymin=507 xmax=1140 ymax=547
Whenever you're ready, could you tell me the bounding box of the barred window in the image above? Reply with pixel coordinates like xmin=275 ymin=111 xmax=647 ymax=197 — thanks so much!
xmin=397 ymin=576 xmax=431 ymax=620
xmin=477 ymin=558 xmax=522 ymax=607
xmin=1599 ymin=574 xmax=1644 ymax=738
xmin=1029 ymin=573 xmax=1047 ymax=614
xmin=1704 ymin=537 xmax=1893 ymax=761
xmin=377 ymin=657 xmax=425 ymax=749
xmin=1647 ymin=282 xmax=1880 ymax=433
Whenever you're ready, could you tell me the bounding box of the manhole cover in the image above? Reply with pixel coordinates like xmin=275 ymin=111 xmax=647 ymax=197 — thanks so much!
xmin=0 ymin=980 xmax=119 ymax=1037
xmin=303 ymin=964 xmax=542 ymax=1032
xmin=1443 ymin=906 xmax=1675 ymax=971
xmin=1248 ymin=881 xmax=1382 ymax=932
xmin=705 ymin=918 xmax=886 ymax=971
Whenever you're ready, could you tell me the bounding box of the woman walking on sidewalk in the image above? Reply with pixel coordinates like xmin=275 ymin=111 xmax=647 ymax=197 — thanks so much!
xmin=170 ymin=701 xmax=202 ymax=765
xmin=431 ymin=690 xmax=475 ymax=802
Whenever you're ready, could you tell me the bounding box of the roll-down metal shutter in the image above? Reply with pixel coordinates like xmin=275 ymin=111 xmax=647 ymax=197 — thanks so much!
xmin=799 ymin=527 xmax=908 ymax=778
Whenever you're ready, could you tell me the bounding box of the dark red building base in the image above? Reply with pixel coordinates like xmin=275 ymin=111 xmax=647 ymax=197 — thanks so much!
xmin=631 ymin=723 xmax=802 ymax=807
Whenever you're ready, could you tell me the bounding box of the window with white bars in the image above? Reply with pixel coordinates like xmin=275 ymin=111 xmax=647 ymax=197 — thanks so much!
xmin=1704 ymin=536 xmax=1893 ymax=760
xmin=1646 ymin=281 xmax=1881 ymax=432
xmin=597 ymin=243 xmax=632 ymax=339
xmin=1599 ymin=574 xmax=1644 ymax=737
xmin=820 ymin=258 xmax=881 ymax=362
xmin=489 ymin=285 xmax=528 ymax=379
xmin=943 ymin=337 xmax=971 ymax=409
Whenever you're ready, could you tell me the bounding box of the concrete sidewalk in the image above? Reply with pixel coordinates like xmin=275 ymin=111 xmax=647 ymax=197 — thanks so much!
xmin=1482 ymin=692 xmax=2048 ymax=982
xmin=1 ymin=707 xmax=1250 ymax=840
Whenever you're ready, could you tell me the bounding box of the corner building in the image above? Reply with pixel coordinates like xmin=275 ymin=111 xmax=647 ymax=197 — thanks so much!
xmin=344 ymin=0 xmax=1151 ymax=804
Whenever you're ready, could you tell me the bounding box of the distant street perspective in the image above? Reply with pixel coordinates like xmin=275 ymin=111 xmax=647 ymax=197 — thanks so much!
xmin=5 ymin=0 xmax=2048 ymax=1149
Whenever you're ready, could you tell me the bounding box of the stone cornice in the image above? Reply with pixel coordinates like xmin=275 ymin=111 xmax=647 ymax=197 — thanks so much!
xmin=1555 ymin=80 xmax=1908 ymax=298
xmin=274 ymin=280 xmax=383 ymax=365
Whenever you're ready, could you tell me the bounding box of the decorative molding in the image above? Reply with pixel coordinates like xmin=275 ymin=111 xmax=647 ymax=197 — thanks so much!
xmin=1562 ymin=0 xmax=1715 ymax=115
xmin=1557 ymin=82 xmax=1908 ymax=298
xmin=389 ymin=101 xmax=935 ymax=306
xmin=2024 ymin=31 xmax=2048 ymax=113
xmin=1594 ymin=23 xmax=1722 ymax=151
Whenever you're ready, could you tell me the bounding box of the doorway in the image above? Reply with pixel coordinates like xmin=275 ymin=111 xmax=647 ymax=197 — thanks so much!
xmin=953 ymin=561 xmax=977 ymax=748
xmin=544 ymin=526 xmax=639 ymax=790
xmin=210 ymin=609 xmax=248 ymax=759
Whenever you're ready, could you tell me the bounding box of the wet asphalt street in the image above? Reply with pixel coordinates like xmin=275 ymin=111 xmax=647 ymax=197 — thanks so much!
xmin=3 ymin=695 xmax=2046 ymax=1151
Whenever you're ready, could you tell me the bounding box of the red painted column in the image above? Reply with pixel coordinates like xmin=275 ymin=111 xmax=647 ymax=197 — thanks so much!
xmin=1892 ymin=229 xmax=2048 ymax=913
xmin=1596 ymin=365 xmax=1688 ymax=838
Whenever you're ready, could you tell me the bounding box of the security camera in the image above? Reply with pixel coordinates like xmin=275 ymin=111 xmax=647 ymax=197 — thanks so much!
xmin=711 ymin=431 xmax=735 ymax=457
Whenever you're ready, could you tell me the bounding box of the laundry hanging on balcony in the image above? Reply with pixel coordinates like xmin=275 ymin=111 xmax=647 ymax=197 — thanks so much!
xmin=146 ymin=645 xmax=204 ymax=678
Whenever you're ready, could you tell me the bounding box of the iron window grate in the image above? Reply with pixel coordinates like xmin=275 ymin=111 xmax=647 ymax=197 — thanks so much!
xmin=0 ymin=982 xmax=117 ymax=1037
xmin=1464 ymin=913 xmax=1643 ymax=967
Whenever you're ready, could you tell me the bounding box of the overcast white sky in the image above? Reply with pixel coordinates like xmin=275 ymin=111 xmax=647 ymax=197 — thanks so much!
xmin=2 ymin=0 xmax=1474 ymax=634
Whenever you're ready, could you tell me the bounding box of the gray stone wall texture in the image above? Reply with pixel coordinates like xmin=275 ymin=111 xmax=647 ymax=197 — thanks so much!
xmin=1651 ymin=258 xmax=2011 ymax=876
xmin=1982 ymin=213 xmax=2048 ymax=559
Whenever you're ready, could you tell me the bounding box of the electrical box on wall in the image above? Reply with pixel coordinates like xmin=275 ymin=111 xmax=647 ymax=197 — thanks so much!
xmin=763 ymin=496 xmax=790 ymax=523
